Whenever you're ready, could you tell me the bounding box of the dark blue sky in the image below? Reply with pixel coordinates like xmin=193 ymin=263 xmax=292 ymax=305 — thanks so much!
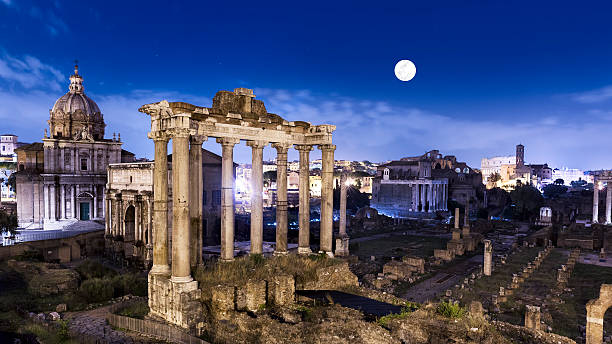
xmin=1 ymin=1 xmax=611 ymax=169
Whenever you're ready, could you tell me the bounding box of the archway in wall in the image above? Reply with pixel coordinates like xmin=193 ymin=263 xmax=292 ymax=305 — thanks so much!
xmin=434 ymin=163 xmax=442 ymax=169
xmin=124 ymin=205 xmax=135 ymax=242
xmin=77 ymin=192 xmax=93 ymax=221
xmin=586 ymin=284 xmax=612 ymax=344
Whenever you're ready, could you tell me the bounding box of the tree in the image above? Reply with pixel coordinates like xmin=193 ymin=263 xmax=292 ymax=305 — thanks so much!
xmin=7 ymin=173 xmax=15 ymax=192
xmin=488 ymin=172 xmax=502 ymax=183
xmin=571 ymin=179 xmax=587 ymax=188
xmin=263 ymin=170 xmax=277 ymax=182
xmin=0 ymin=209 xmax=17 ymax=236
xmin=554 ymin=178 xmax=565 ymax=185
xmin=510 ymin=185 xmax=544 ymax=221
xmin=333 ymin=185 xmax=369 ymax=211
xmin=543 ymin=183 xmax=568 ymax=199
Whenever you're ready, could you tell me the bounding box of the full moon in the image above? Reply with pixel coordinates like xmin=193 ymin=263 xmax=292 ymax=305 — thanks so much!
xmin=394 ymin=59 xmax=416 ymax=81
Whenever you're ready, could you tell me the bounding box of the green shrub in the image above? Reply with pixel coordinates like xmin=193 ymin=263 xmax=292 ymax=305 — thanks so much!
xmin=76 ymin=260 xmax=117 ymax=280
xmin=15 ymin=250 xmax=43 ymax=262
xmin=436 ymin=301 xmax=465 ymax=319
xmin=111 ymin=275 xmax=147 ymax=297
xmin=376 ymin=301 xmax=419 ymax=327
xmin=79 ymin=278 xmax=113 ymax=303
xmin=117 ymin=301 xmax=149 ymax=319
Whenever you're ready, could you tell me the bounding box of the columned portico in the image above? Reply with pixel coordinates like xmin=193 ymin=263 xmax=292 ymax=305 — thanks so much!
xmin=247 ymin=140 xmax=267 ymax=255
xmin=592 ymin=173 xmax=612 ymax=225
xmin=296 ymin=144 xmax=313 ymax=254
xmin=139 ymin=89 xmax=336 ymax=329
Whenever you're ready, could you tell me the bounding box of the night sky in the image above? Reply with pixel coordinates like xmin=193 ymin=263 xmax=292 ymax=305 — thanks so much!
xmin=1 ymin=1 xmax=611 ymax=169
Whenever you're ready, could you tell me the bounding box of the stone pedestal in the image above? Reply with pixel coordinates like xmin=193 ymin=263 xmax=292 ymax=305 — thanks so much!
xmin=334 ymin=236 xmax=350 ymax=257
xmin=148 ymin=273 xmax=202 ymax=329
xmin=524 ymin=305 xmax=541 ymax=331
xmin=483 ymin=239 xmax=492 ymax=276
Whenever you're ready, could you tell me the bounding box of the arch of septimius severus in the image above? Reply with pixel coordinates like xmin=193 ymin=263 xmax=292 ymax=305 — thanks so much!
xmin=139 ymin=88 xmax=335 ymax=327
xmin=592 ymin=170 xmax=612 ymax=225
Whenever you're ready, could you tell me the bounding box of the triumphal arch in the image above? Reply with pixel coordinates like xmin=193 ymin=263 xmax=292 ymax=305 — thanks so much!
xmin=139 ymin=88 xmax=335 ymax=328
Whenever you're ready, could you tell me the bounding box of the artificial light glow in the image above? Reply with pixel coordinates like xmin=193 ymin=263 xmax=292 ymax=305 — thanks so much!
xmin=345 ymin=178 xmax=354 ymax=187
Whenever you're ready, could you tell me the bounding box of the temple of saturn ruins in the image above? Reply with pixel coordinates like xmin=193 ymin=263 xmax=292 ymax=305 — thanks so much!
xmin=138 ymin=88 xmax=336 ymax=328
xmin=592 ymin=170 xmax=612 ymax=225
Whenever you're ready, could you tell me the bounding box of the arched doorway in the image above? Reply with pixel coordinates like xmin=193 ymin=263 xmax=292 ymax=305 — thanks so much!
xmin=124 ymin=205 xmax=135 ymax=242
xmin=77 ymin=192 xmax=93 ymax=220
xmin=586 ymin=284 xmax=612 ymax=343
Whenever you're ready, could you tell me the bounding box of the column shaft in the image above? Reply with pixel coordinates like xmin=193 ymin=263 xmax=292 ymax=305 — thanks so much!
xmin=218 ymin=138 xmax=240 ymax=262
xmin=247 ymin=141 xmax=266 ymax=255
xmin=171 ymin=132 xmax=192 ymax=283
xmin=151 ymin=134 xmax=170 ymax=275
xmin=189 ymin=136 xmax=205 ymax=268
xmin=339 ymin=174 xmax=347 ymax=237
xmin=606 ymin=185 xmax=611 ymax=224
xmin=319 ymin=144 xmax=335 ymax=254
xmin=43 ymin=185 xmax=49 ymax=220
xmin=593 ymin=180 xmax=599 ymax=224
xmin=273 ymin=143 xmax=290 ymax=254
xmin=71 ymin=185 xmax=76 ymax=218
xmin=60 ymin=185 xmax=66 ymax=219
xmin=50 ymin=185 xmax=56 ymax=220
xmin=296 ymin=145 xmax=313 ymax=254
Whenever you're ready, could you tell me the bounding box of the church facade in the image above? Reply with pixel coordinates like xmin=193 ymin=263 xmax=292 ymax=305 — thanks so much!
xmin=15 ymin=65 xmax=133 ymax=230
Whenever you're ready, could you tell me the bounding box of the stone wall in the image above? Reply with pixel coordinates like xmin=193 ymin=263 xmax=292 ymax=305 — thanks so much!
xmin=0 ymin=229 xmax=104 ymax=262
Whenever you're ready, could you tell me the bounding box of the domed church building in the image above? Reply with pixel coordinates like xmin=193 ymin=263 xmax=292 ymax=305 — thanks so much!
xmin=15 ymin=64 xmax=134 ymax=230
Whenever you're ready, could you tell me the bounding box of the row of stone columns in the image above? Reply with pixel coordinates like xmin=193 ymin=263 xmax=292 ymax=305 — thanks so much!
xmin=150 ymin=129 xmax=337 ymax=283
xmin=592 ymin=180 xmax=612 ymax=224
xmin=43 ymin=184 xmax=103 ymax=221
xmin=410 ymin=182 xmax=447 ymax=212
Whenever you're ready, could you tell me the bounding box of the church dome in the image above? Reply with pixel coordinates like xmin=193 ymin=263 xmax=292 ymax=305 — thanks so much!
xmin=48 ymin=64 xmax=106 ymax=140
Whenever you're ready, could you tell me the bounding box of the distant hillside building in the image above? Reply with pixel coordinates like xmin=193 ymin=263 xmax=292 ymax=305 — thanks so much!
xmin=371 ymin=150 xmax=482 ymax=218
xmin=15 ymin=64 xmax=133 ymax=229
xmin=481 ymin=144 xmax=551 ymax=190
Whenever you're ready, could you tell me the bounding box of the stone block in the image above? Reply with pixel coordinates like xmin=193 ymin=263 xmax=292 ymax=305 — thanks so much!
xmin=434 ymin=249 xmax=454 ymax=262
xmin=401 ymin=256 xmax=425 ymax=274
xmin=211 ymin=284 xmax=236 ymax=316
xmin=237 ymin=279 xmax=267 ymax=312
xmin=524 ymin=305 xmax=541 ymax=331
xmin=269 ymin=274 xmax=295 ymax=306
xmin=55 ymin=303 xmax=67 ymax=312
xmin=469 ymin=301 xmax=483 ymax=317
xmin=447 ymin=241 xmax=465 ymax=256
xmin=302 ymin=262 xmax=359 ymax=290
xmin=383 ymin=261 xmax=413 ymax=280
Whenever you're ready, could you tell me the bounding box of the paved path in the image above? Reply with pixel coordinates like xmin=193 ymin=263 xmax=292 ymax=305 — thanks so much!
xmin=68 ymin=305 xmax=160 ymax=344
xmin=297 ymin=290 xmax=403 ymax=317
xmin=351 ymin=229 xmax=450 ymax=244
xmin=402 ymin=255 xmax=483 ymax=303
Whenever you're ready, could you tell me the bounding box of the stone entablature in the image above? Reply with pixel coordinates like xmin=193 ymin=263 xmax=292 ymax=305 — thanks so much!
xmin=139 ymin=88 xmax=335 ymax=329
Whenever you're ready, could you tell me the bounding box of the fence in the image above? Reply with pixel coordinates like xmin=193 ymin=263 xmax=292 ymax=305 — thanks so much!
xmin=106 ymin=302 xmax=208 ymax=344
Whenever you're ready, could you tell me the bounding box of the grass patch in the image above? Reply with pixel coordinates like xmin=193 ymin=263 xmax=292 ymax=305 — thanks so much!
xmin=436 ymin=301 xmax=466 ymax=318
xmin=351 ymin=234 xmax=447 ymax=260
xmin=376 ymin=301 xmax=420 ymax=327
xmin=75 ymin=259 xmax=118 ymax=280
xmin=19 ymin=322 xmax=79 ymax=344
xmin=195 ymin=254 xmax=341 ymax=299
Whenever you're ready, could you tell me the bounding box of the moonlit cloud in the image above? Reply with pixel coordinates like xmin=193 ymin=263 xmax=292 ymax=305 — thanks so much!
xmin=572 ymin=85 xmax=612 ymax=103
xmin=0 ymin=53 xmax=64 ymax=90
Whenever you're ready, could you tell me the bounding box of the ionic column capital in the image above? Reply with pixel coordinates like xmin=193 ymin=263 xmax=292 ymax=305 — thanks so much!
xmin=246 ymin=140 xmax=268 ymax=149
xmin=294 ymin=144 xmax=314 ymax=152
xmin=190 ymin=135 xmax=207 ymax=145
xmin=271 ymin=142 xmax=292 ymax=153
xmin=149 ymin=131 xmax=170 ymax=142
xmin=318 ymin=144 xmax=336 ymax=151
xmin=168 ymin=128 xmax=191 ymax=139
xmin=216 ymin=137 xmax=241 ymax=147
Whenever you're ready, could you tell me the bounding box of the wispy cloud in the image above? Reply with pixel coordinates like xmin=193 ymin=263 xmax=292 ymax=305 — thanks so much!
xmin=1 ymin=0 xmax=12 ymax=6
xmin=572 ymin=85 xmax=612 ymax=103
xmin=0 ymin=53 xmax=65 ymax=91
xmin=28 ymin=5 xmax=69 ymax=36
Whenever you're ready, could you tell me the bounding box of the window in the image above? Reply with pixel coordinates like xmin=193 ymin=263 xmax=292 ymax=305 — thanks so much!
xmin=80 ymin=159 xmax=88 ymax=171
xmin=212 ymin=190 xmax=221 ymax=205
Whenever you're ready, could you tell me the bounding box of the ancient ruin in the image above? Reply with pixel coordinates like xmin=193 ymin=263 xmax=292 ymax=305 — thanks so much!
xmin=592 ymin=171 xmax=612 ymax=224
xmin=138 ymin=88 xmax=335 ymax=329
xmin=483 ymin=239 xmax=492 ymax=276
xmin=586 ymin=284 xmax=612 ymax=344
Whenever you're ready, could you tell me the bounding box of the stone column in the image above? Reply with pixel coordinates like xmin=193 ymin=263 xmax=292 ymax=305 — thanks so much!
xmin=150 ymin=132 xmax=170 ymax=275
xmin=171 ymin=130 xmax=192 ymax=283
xmin=524 ymin=305 xmax=541 ymax=331
xmin=217 ymin=137 xmax=240 ymax=262
xmin=454 ymin=208 xmax=460 ymax=229
xmin=93 ymin=194 xmax=98 ymax=219
xmin=593 ymin=179 xmax=599 ymax=224
xmin=319 ymin=144 xmax=335 ymax=255
xmin=71 ymin=185 xmax=76 ymax=218
xmin=339 ymin=173 xmax=347 ymax=237
xmin=484 ymin=239 xmax=492 ymax=276
xmin=420 ymin=183 xmax=425 ymax=212
xmin=464 ymin=196 xmax=470 ymax=228
xmin=60 ymin=185 xmax=66 ymax=219
xmin=247 ymin=140 xmax=267 ymax=255
xmin=189 ymin=135 xmax=206 ymax=268
xmin=105 ymin=198 xmax=111 ymax=233
xmin=272 ymin=143 xmax=290 ymax=255
xmin=147 ymin=198 xmax=152 ymax=245
xmin=606 ymin=184 xmax=611 ymax=225
xmin=43 ymin=184 xmax=49 ymax=220
xmin=296 ymin=145 xmax=313 ymax=254
xmin=50 ymin=185 xmax=56 ymax=221
xmin=135 ymin=201 xmax=141 ymax=242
